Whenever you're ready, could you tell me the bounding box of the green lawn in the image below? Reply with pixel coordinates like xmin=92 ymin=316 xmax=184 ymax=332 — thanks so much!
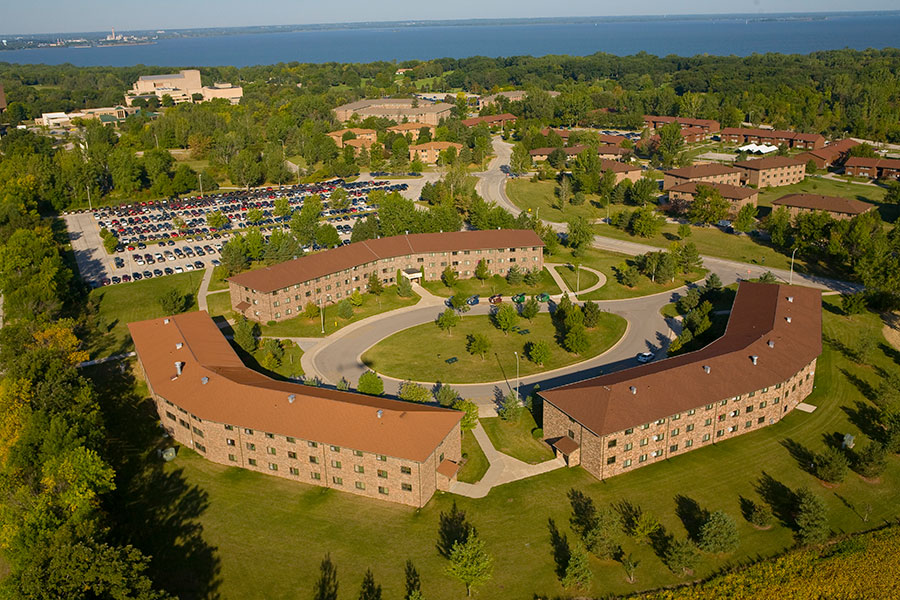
xmin=207 ymin=265 xmax=230 ymax=291
xmin=104 ymin=296 xmax=900 ymax=600
xmin=245 ymin=340 xmax=304 ymax=380
xmin=205 ymin=291 xmax=233 ymax=319
xmin=756 ymin=175 xmax=894 ymax=221
xmin=87 ymin=272 xmax=203 ymax=358
xmin=507 ymin=179 xmax=604 ymax=223
xmin=481 ymin=412 xmax=555 ymax=464
xmin=421 ymin=269 xmax=560 ymax=298
xmin=553 ymin=263 xmax=601 ymax=294
xmin=361 ymin=312 xmax=626 ymax=383
xmin=260 ymin=286 xmax=420 ymax=338
xmin=549 ymin=246 xmax=707 ymax=301
xmin=457 ymin=431 xmax=489 ymax=484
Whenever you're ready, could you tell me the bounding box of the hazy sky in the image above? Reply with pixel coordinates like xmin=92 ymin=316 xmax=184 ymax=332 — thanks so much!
xmin=4 ymin=1 xmax=899 ymax=35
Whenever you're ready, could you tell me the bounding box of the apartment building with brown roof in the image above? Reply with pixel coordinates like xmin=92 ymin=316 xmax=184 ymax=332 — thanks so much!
xmin=666 ymin=181 xmax=759 ymax=214
xmin=228 ymin=230 xmax=545 ymax=323
xmin=529 ymin=145 xmax=629 ymax=162
xmin=643 ymin=115 xmax=721 ymax=134
xmin=129 ymin=311 xmax=462 ymax=507
xmin=387 ymin=122 xmax=433 ymax=141
xmin=720 ymin=128 xmax=826 ymax=150
xmin=734 ymin=156 xmax=806 ymax=188
xmin=461 ymin=113 xmax=517 ymax=128
xmin=795 ymin=138 xmax=860 ymax=169
xmin=334 ymin=99 xmax=452 ymax=126
xmin=844 ymin=157 xmax=900 ymax=180
xmin=540 ymin=282 xmax=821 ymax=480
xmin=772 ymin=194 xmax=875 ymax=220
xmin=409 ymin=141 xmax=464 ymax=164
xmin=326 ymin=128 xmax=377 ymax=149
xmin=599 ymin=159 xmax=642 ymax=184
xmin=477 ymin=90 xmax=559 ymax=109
xmin=662 ymin=163 xmax=743 ymax=190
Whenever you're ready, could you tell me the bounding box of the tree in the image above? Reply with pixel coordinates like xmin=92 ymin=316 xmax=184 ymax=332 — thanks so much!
xmin=733 ymin=204 xmax=758 ymax=233
xmin=571 ymin=148 xmax=601 ymax=194
xmin=245 ymin=207 xmax=265 ymax=226
xmin=621 ymin=553 xmax=639 ymax=584
xmin=630 ymin=511 xmax=660 ymax=544
xmin=449 ymin=293 xmax=470 ymax=314
xmin=207 ymin=211 xmax=229 ymax=230
xmin=524 ymin=268 xmax=541 ymax=287
xmin=794 ymin=487 xmax=829 ymax=545
xmin=655 ymin=121 xmax=685 ymax=168
xmin=358 ymin=569 xmax=382 ymax=600
xmin=399 ymin=380 xmax=432 ymax=403
xmin=368 ymin=272 xmax=384 ymax=296
xmin=233 ymin=317 xmax=258 ymax=353
xmin=855 ymin=441 xmax=887 ymax=479
xmin=510 ymin=143 xmax=532 ymax=175
xmin=436 ymin=308 xmax=460 ymax=336
xmin=704 ymin=272 xmax=723 ymax=293
xmin=688 ymin=186 xmax=730 ymax=225
xmin=841 ymin=291 xmax=867 ymax=315
xmin=521 ymin=296 xmax=540 ymax=321
xmin=758 ymin=271 xmax=778 ymax=284
xmin=564 ymin=324 xmax=590 ymax=354
xmin=337 ymin=299 xmax=354 ymax=319
xmin=629 ymin=205 xmax=665 ymax=238
xmin=314 ymin=554 xmax=339 ymax=600
xmin=230 ymin=148 xmax=263 ymax=190
xmin=316 ymin=224 xmax=341 ymax=248
xmin=746 ymin=501 xmax=773 ymax=528
xmin=527 ymin=340 xmax=551 ymax=366
xmin=678 ymin=223 xmax=692 ymax=239
xmin=446 ymin=533 xmax=493 ymax=596
xmin=806 ymin=159 xmax=819 ymax=174
xmin=466 ymin=333 xmax=491 ymax=360
xmin=567 ymin=216 xmax=594 ymax=255
xmin=764 ymin=206 xmax=793 ymax=248
xmin=493 ymin=303 xmax=519 ymax=335
xmin=404 ymin=560 xmax=422 ymax=600
xmin=884 ymin=181 xmax=900 ymax=204
xmin=677 ymin=288 xmax=702 ymax=314
xmin=628 ymin=177 xmax=658 ymax=206
xmin=621 ymin=265 xmax=641 ymax=287
xmin=437 ymin=501 xmax=475 ymax=557
xmin=357 ymin=370 xmax=384 ymax=396
xmin=329 ymin=187 xmax=350 ymax=211
xmin=567 ymin=489 xmax=622 ymax=559
xmin=506 ymin=265 xmax=524 ymax=285
xmin=561 ymin=543 xmax=593 ymax=591
xmin=498 ymin=389 xmax=522 ymax=422
xmin=441 ymin=265 xmax=458 ymax=287
xmin=582 ymin=301 xmax=602 ymax=327
xmin=816 ymin=446 xmax=849 ymax=483
xmin=474 ymin=259 xmax=490 ymax=285
xmin=698 ymin=511 xmax=740 ymax=553
xmin=556 ymin=175 xmax=572 ymax=208
xmin=453 ymin=399 xmax=479 ymax=433
xmin=664 ymin=538 xmax=700 ymax=576
xmin=434 ymin=384 xmax=460 ymax=408
xmin=397 ymin=275 xmax=414 ymax=297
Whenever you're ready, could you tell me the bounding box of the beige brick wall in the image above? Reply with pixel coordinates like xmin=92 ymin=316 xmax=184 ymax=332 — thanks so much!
xmin=742 ymin=164 xmax=805 ymax=188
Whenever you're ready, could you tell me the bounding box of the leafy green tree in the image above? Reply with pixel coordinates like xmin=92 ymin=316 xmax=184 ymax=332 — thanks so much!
xmin=474 ymin=259 xmax=490 ymax=285
xmin=527 ymin=339 xmax=551 ymax=366
xmin=524 ymin=268 xmax=542 ymax=287
xmin=453 ymin=399 xmax=479 ymax=433
xmin=564 ymin=324 xmax=590 ymax=355
xmin=233 ymin=317 xmax=258 ymax=353
xmin=571 ymin=148 xmax=601 ymax=194
xmin=245 ymin=207 xmax=264 ymax=225
xmin=399 ymin=381 xmax=432 ymax=403
xmin=368 ymin=272 xmax=384 ymax=296
xmin=629 ymin=511 xmax=661 ymax=545
xmin=567 ymin=489 xmax=622 ymax=559
xmin=764 ymin=206 xmax=793 ymax=248
xmin=621 ymin=265 xmax=641 ymax=287
xmin=357 ymin=370 xmax=384 ymax=396
xmin=316 ymin=224 xmax=341 ymax=248
xmin=397 ymin=275 xmax=414 ymax=297
xmin=566 ymin=216 xmax=594 ymax=255
xmin=510 ymin=143 xmax=532 ymax=175
xmin=794 ymin=488 xmax=829 ymax=545
xmin=629 ymin=205 xmax=665 ymax=238
xmin=291 ymin=194 xmax=323 ymax=246
xmin=493 ymin=303 xmax=519 ymax=335
xmin=816 ymin=446 xmax=849 ymax=484
xmin=101 ymin=229 xmax=119 ymax=254
xmin=521 ymin=296 xmax=540 ymax=321
xmin=678 ymin=223 xmax=692 ymax=239
xmin=758 ymin=271 xmax=778 ymax=283
xmin=841 ymin=291 xmax=867 ymax=315
xmin=206 ymin=211 xmax=229 ymax=229
xmin=437 ymin=308 xmax=460 ymax=336
xmin=746 ymin=501 xmax=773 ymax=528
xmin=677 ymin=242 xmax=703 ymax=273
xmin=466 ymin=333 xmax=491 ymax=360
xmin=884 ymin=181 xmax=900 ymax=204
xmin=733 ymin=204 xmax=758 ymax=233
xmin=664 ymin=538 xmax=700 ymax=576
xmin=582 ymin=301 xmax=602 ymax=327
xmin=688 ymin=186 xmax=730 ymax=225
xmin=449 ymin=293 xmax=470 ymax=313
xmin=806 ymin=159 xmax=819 ymax=174
xmin=704 ymin=272 xmax=723 ymax=293
xmin=677 ymin=288 xmax=701 ymax=314
xmin=628 ymin=177 xmax=658 ymax=206
xmin=434 ymin=384 xmax=460 ymax=408
xmin=230 ymin=148 xmax=263 ymax=190
xmin=329 ymin=187 xmax=350 ymax=211
xmin=446 ymin=533 xmax=493 ymax=597
xmin=498 ymin=389 xmax=521 ymax=422
xmin=698 ymin=511 xmax=740 ymax=553
xmin=621 ymin=553 xmax=640 ymax=584
xmin=442 ymin=265 xmax=458 ymax=287
xmin=855 ymin=441 xmax=888 ymax=479
xmin=655 ymin=121 xmax=685 ymax=168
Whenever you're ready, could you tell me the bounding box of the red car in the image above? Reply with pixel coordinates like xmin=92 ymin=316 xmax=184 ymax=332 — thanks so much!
xmin=489 ymin=294 xmax=503 ymax=305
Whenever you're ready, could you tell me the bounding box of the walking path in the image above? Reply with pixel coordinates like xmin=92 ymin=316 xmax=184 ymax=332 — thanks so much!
xmin=449 ymin=422 xmax=565 ymax=498
xmin=78 ymin=351 xmax=136 ymax=368
xmin=546 ymin=262 xmax=607 ymax=297
xmin=197 ymin=266 xmax=214 ymax=312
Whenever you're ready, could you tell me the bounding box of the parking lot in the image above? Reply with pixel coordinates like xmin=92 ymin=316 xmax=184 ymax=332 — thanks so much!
xmin=65 ymin=176 xmax=416 ymax=287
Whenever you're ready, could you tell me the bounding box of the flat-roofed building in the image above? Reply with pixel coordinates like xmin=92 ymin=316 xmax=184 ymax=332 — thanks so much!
xmin=540 ymin=282 xmax=821 ymax=479
xmin=720 ymin=128 xmax=825 ymax=150
xmin=643 ymin=115 xmax=721 ymax=134
xmin=125 ymin=69 xmax=243 ymax=105
xmin=227 ymin=230 xmax=545 ymax=323
xmin=326 ymin=128 xmax=377 ymax=149
xmin=772 ymin=194 xmax=875 ymax=220
xmin=129 ymin=311 xmax=462 ymax=507
xmin=387 ymin=122 xmax=432 ymax=141
xmin=666 ymin=181 xmax=759 ymax=214
xmin=844 ymin=157 xmax=900 ymax=180
xmin=409 ymin=141 xmax=463 ymax=164
xmin=334 ymin=99 xmax=452 ymax=126
xmin=734 ymin=156 xmax=806 ymax=188
xmin=663 ymin=163 xmax=743 ymax=190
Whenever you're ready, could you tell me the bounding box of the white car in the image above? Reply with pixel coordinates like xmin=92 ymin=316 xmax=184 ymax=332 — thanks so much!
xmin=636 ymin=352 xmax=654 ymax=364
xmin=185 ymin=263 xmax=195 ymax=271
xmin=174 ymin=266 xmax=184 ymax=274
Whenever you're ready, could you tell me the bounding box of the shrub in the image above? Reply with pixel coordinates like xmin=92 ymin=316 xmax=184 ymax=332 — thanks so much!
xmin=337 ymin=299 xmax=353 ymax=319
xmin=399 ymin=380 xmax=432 ymax=403
xmin=698 ymin=511 xmax=740 ymax=553
xmin=434 ymin=383 xmax=460 ymax=407
xmin=531 ymin=428 xmax=543 ymax=439
xmin=357 ymin=370 xmax=384 ymax=396
xmin=747 ymin=501 xmax=772 ymax=528
xmin=816 ymin=446 xmax=849 ymax=484
xmin=304 ymin=302 xmax=320 ymax=319
xmin=498 ymin=390 xmax=522 ymax=422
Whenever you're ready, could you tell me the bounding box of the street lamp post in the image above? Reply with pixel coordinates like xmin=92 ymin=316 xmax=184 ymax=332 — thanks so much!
xmin=319 ymin=298 xmax=325 ymax=334
xmin=514 ymin=351 xmax=520 ymax=401
xmin=790 ymin=247 xmax=798 ymax=285
xmin=576 ymin=263 xmax=581 ymax=293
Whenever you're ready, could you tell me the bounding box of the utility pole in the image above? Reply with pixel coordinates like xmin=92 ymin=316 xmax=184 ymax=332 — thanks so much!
xmin=514 ymin=351 xmax=520 ymax=401
xmin=576 ymin=263 xmax=580 ymax=293
xmin=789 ymin=247 xmax=798 ymax=285
xmin=320 ymin=298 xmax=325 ymax=334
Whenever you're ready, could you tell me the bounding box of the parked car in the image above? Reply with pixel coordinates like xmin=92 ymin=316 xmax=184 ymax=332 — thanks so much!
xmin=636 ymin=352 xmax=654 ymax=364
xmin=489 ymin=294 xmax=503 ymax=305
xmin=512 ymin=293 xmax=526 ymax=303
xmin=466 ymin=295 xmax=480 ymax=306
xmin=534 ymin=293 xmax=551 ymax=302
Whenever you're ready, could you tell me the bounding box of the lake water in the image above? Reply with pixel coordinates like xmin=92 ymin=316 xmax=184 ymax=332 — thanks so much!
xmin=3 ymin=13 xmax=900 ymax=67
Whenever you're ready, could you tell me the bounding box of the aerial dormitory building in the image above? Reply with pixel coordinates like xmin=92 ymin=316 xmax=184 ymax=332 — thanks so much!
xmin=387 ymin=122 xmax=433 ymax=141
xmin=333 ymin=99 xmax=452 ymax=126
xmin=227 ymin=230 xmax=545 ymax=323
xmin=662 ymin=163 xmax=743 ymax=191
xmin=666 ymin=181 xmax=759 ymax=214
xmin=720 ymin=128 xmax=826 ymax=150
xmin=734 ymin=156 xmax=806 ymax=188
xmin=540 ymin=282 xmax=821 ymax=480
xmin=408 ymin=141 xmax=464 ymax=164
xmin=771 ymin=194 xmax=875 ymax=221
xmin=529 ymin=145 xmax=629 ymax=162
xmin=129 ymin=311 xmax=462 ymax=507
xmin=844 ymin=157 xmax=900 ymax=180
xmin=326 ymin=128 xmax=377 ymax=149
xmin=125 ymin=69 xmax=243 ymax=106
xmin=643 ymin=115 xmax=721 ymax=134
xmin=461 ymin=114 xmax=517 ymax=128
xmin=795 ymin=139 xmax=860 ymax=170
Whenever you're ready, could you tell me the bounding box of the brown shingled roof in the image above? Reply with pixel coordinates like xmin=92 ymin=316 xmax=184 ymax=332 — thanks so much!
xmin=228 ymin=230 xmax=544 ymax=294
xmin=665 ymin=163 xmax=741 ymax=179
xmin=600 ymin=159 xmax=640 ymax=173
xmin=845 ymin=156 xmax=900 ymax=170
xmin=667 ymin=181 xmax=757 ymax=201
xmin=734 ymin=156 xmax=805 ymax=170
xmin=129 ymin=311 xmax=461 ymax=462
xmin=772 ymin=194 xmax=874 ymax=216
xmin=539 ymin=283 xmax=822 ymax=438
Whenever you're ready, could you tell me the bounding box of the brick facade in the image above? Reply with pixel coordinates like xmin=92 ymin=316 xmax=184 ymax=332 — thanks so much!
xmin=737 ymin=160 xmax=806 ymax=188
xmin=544 ymin=359 xmax=817 ymax=479
xmin=663 ymin=168 xmax=743 ymax=191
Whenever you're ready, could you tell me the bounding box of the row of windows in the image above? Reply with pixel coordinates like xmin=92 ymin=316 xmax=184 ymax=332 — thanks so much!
xmin=225 ymin=454 xmax=416 ymax=492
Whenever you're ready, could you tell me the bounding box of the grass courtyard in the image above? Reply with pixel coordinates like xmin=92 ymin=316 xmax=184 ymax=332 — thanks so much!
xmin=481 ymin=413 xmax=555 ymax=464
xmin=361 ymin=312 xmax=627 ymax=383
xmin=553 ymin=262 xmax=601 ymax=294
xmin=457 ymin=431 xmax=489 ymax=484
xmin=506 ymin=178 xmax=603 ymax=223
xmin=103 ymin=295 xmax=900 ymax=599
xmin=421 ymin=268 xmax=560 ymax=298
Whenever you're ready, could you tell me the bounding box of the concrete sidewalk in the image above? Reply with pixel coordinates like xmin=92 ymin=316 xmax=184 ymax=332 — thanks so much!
xmin=197 ymin=266 xmax=214 ymax=312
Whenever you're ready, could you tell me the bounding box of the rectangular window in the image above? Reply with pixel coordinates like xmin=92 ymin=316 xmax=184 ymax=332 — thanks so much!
xmin=288 ymin=451 xmax=297 ymax=459
xmin=653 ymin=434 xmax=664 ymax=442
xmin=624 ymin=428 xmax=634 ymax=435
xmin=640 ymin=438 xmax=648 ymax=447
xmin=401 ymin=466 xmax=412 ymax=475
xmin=702 ymin=433 xmax=711 ymax=442
xmin=749 ymin=391 xmax=755 ymax=397
xmin=639 ymin=454 xmax=648 ymax=463
xmin=248 ymin=458 xmax=257 ymax=466
xmin=246 ymin=443 xmax=256 ymax=451
xmin=224 ymin=424 xmax=234 ymax=431
xmin=774 ymin=397 xmax=781 ymax=404
xmin=656 ymin=418 xmax=666 ymax=425
xmin=705 ymin=404 xmax=714 ymax=410
xmin=624 ymin=442 xmax=633 ymax=451
xmin=717 ymin=430 xmax=725 ymax=438
xmin=685 ymin=440 xmax=693 ymax=448
xmin=332 ymin=476 xmax=343 ymax=485
xmin=355 ymin=481 xmax=366 ymax=490
xmin=166 ymin=411 xmax=176 ymax=420
xmin=228 ymin=454 xmax=236 ymax=462
xmin=268 ymin=463 xmax=278 ymax=471
xmin=330 ymin=445 xmax=341 ymax=452
xmin=745 ymin=421 xmax=753 ymax=429
xmin=758 ymin=416 xmax=765 ymax=424
xmin=377 ymin=469 xmax=388 ymax=479
xmin=308 ymin=441 xmax=318 ymax=448
xmin=244 ymin=428 xmax=253 ymax=435
xmin=671 ymin=414 xmax=681 ymax=421
xmin=194 ymin=443 xmax=206 ymax=453
xmin=354 ymin=465 xmax=364 ymax=473
xmin=641 ymin=423 xmax=650 ymax=430
xmin=226 ymin=438 xmax=235 ymax=446
xmin=353 ymin=450 xmax=364 ymax=457
xmin=290 ymin=467 xmax=300 ymax=476
xmin=720 ymin=399 xmax=728 ymax=406
xmin=179 ymin=419 xmax=189 ymax=428
xmin=267 ymin=447 xmax=276 ymax=455
xmin=286 ymin=436 xmax=295 ymax=443
xmin=607 ymin=439 xmax=617 ymax=448
xmin=311 ymin=472 xmax=321 ymax=480
xmin=686 ymin=424 xmax=695 ymax=432
xmin=760 ymin=401 xmax=767 ymax=409
xmin=687 ymin=409 xmax=695 ymax=416
xmin=606 ymin=456 xmax=616 ymax=465
xmin=378 ymin=486 xmax=388 ymax=495
xmin=567 ymin=429 xmax=575 ymax=439
xmin=309 ymin=456 xmax=319 ymax=464
xmin=402 ymin=483 xmax=413 ymax=492
xmin=623 ymin=459 xmax=633 ymax=467
xmin=705 ymin=418 xmax=712 ymax=426
xmin=331 ymin=460 xmax=342 ymax=469
xmin=670 ymin=444 xmax=678 ymax=452
xmin=746 ymin=405 xmax=754 ymax=413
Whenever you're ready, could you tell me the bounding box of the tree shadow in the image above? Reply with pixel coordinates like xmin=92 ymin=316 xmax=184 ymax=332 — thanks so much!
xmin=547 ymin=518 xmax=571 ymax=579
xmin=877 ymin=342 xmax=900 ymax=367
xmin=822 ymin=431 xmax=845 ymax=451
xmin=738 ymin=496 xmax=756 ymax=523
xmin=436 ymin=501 xmax=475 ymax=558
xmin=780 ymin=437 xmax=817 ymax=475
xmin=754 ymin=471 xmax=797 ymax=529
xmin=839 ymin=368 xmax=876 ymax=399
xmin=649 ymin=525 xmax=673 ymax=561
xmin=614 ymin=499 xmax=642 ymax=535
xmin=88 ymin=361 xmax=222 ymax=600
xmin=841 ymin=401 xmax=886 ymax=445
xmin=674 ymin=494 xmax=708 ymax=542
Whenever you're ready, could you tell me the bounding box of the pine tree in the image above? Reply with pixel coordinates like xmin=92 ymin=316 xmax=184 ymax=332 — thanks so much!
xmin=561 ymin=543 xmax=593 ymax=590
xmin=358 ymin=569 xmax=382 ymax=600
xmin=698 ymin=511 xmax=740 ymax=553
xmin=313 ymin=554 xmax=338 ymax=600
xmin=794 ymin=487 xmax=829 ymax=545
xmin=475 ymin=259 xmax=489 ymax=285
xmin=664 ymin=538 xmax=700 ymax=576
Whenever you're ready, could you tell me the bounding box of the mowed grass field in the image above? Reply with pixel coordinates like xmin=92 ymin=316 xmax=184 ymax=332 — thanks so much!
xmin=87 ymin=271 xmax=203 ymax=358
xmin=361 ymin=312 xmax=626 ymax=383
xmin=506 ymin=178 xmax=603 ymax=223
xmin=421 ymin=268 xmax=561 ymax=298
xmin=481 ymin=413 xmax=555 ymax=464
xmin=457 ymin=431 xmax=489 ymax=484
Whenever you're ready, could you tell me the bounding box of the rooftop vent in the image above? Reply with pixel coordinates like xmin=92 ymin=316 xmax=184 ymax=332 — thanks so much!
xmin=787 ymin=296 xmax=794 ymax=303
xmin=703 ymin=365 xmax=711 ymax=374
xmin=376 ymin=409 xmax=384 ymax=419
xmin=174 ymin=361 xmax=183 ymax=376
xmin=768 ymin=340 xmax=775 ymax=348
xmin=201 ymin=376 xmax=209 ymax=385
xmin=629 ymin=386 xmax=637 ymax=395
xmin=175 ymin=342 xmax=183 ymax=350
xmin=751 ymin=355 xmax=759 ymax=365
xmin=163 ymin=318 xmax=170 ymax=324
xmin=786 ymin=316 xmax=792 ymax=323
xmin=288 ymin=394 xmax=296 ymax=404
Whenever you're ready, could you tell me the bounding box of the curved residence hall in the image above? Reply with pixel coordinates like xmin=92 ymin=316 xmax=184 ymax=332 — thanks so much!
xmin=128 ymin=311 xmax=462 ymax=508
xmin=227 ymin=230 xmax=545 ymax=323
xmin=540 ymin=282 xmax=822 ymax=480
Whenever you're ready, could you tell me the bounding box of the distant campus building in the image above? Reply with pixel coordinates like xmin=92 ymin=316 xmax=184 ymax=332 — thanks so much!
xmin=129 ymin=311 xmax=462 ymax=507
xmin=720 ymin=128 xmax=826 ymax=150
xmin=772 ymin=194 xmax=875 ymax=220
xmin=540 ymin=282 xmax=822 ymax=480
xmin=334 ymin=99 xmax=452 ymax=126
xmin=663 ymin=164 xmax=743 ymax=190
xmin=734 ymin=156 xmax=807 ymax=188
xmin=227 ymin=230 xmax=545 ymax=323
xmin=643 ymin=115 xmax=721 ymax=134
xmin=844 ymin=157 xmax=900 ymax=180
xmin=125 ymin=69 xmax=243 ymax=106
